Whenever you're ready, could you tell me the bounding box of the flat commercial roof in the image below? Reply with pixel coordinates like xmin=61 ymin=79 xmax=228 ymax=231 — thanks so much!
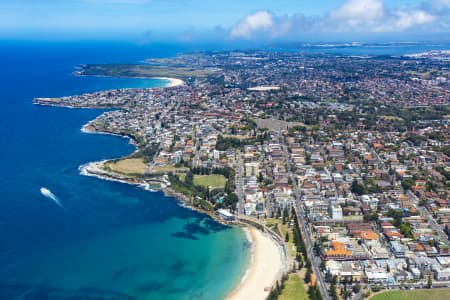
xmin=217 ymin=209 xmax=233 ymax=217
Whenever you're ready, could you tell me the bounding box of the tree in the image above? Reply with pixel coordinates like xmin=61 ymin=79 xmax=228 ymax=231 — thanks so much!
xmin=305 ymin=267 xmax=312 ymax=284
xmin=363 ymin=212 xmax=379 ymax=222
xmin=341 ymin=284 xmax=352 ymax=300
xmin=351 ymin=180 xmax=366 ymax=195
xmin=400 ymin=223 xmax=413 ymax=239
xmin=258 ymin=172 xmax=264 ymax=183
xmin=313 ymin=241 xmax=321 ymax=256
xmin=427 ymin=275 xmax=433 ymax=288
xmin=298 ymin=259 xmax=304 ymax=270
xmin=402 ymin=178 xmax=414 ymax=191
xmin=275 ymin=207 xmax=281 ymax=219
xmin=320 ymin=260 xmax=326 ymax=271
xmin=224 ymin=193 xmax=239 ymax=209
xmin=282 ymin=207 xmax=287 ymax=224
xmin=329 ymin=276 xmax=338 ymax=300
xmin=308 ymin=285 xmax=323 ymax=300
xmin=285 ymin=232 xmax=290 ymax=242
xmin=185 ymin=171 xmax=194 ymax=185
xmin=371 ymin=285 xmax=381 ymax=293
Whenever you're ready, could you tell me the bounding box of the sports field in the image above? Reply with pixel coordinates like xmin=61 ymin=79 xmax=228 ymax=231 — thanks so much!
xmin=371 ymin=288 xmax=450 ymax=300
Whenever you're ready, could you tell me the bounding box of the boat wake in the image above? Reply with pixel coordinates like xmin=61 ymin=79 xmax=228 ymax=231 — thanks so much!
xmin=40 ymin=187 xmax=63 ymax=208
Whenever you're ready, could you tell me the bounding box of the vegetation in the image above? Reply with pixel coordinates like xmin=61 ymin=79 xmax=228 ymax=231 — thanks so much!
xmin=329 ymin=276 xmax=338 ymax=300
xmin=307 ymin=285 xmax=323 ymax=300
xmin=168 ymin=166 xmax=238 ymax=211
xmin=292 ymin=210 xmax=308 ymax=262
xmin=386 ymin=209 xmax=405 ymax=227
xmin=105 ymin=158 xmax=147 ymax=175
xmin=150 ymin=164 xmax=188 ymax=177
xmin=132 ymin=142 xmax=160 ymax=163
xmin=399 ymin=223 xmax=413 ymax=239
xmin=193 ymin=174 xmax=227 ymax=189
xmin=278 ymin=274 xmax=309 ymax=300
xmin=370 ymin=288 xmax=450 ymax=300
xmin=79 ymin=63 xmax=216 ymax=79
xmin=215 ymin=135 xmax=256 ymax=151
xmin=351 ymin=180 xmax=366 ymax=196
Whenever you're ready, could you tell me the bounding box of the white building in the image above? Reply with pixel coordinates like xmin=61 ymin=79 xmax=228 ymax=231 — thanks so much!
xmin=329 ymin=202 xmax=343 ymax=220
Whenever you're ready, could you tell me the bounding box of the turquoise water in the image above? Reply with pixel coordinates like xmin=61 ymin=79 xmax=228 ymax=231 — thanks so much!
xmin=0 ymin=42 xmax=249 ymax=300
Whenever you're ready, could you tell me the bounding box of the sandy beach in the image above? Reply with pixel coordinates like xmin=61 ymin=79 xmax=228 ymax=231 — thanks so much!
xmin=154 ymin=77 xmax=185 ymax=87
xmin=227 ymin=227 xmax=283 ymax=300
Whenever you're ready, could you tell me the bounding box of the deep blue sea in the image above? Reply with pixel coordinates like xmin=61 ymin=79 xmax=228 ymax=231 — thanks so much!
xmin=0 ymin=42 xmax=250 ymax=300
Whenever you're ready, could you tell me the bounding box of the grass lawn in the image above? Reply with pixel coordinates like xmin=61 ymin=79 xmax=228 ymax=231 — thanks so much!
xmin=150 ymin=165 xmax=188 ymax=181
xmin=380 ymin=115 xmax=404 ymax=121
xmin=279 ymin=273 xmax=309 ymax=300
xmin=151 ymin=165 xmax=188 ymax=175
xmin=371 ymin=288 xmax=450 ymax=300
xmin=107 ymin=158 xmax=147 ymax=175
xmin=265 ymin=218 xmax=282 ymax=227
xmin=265 ymin=218 xmax=296 ymax=257
xmin=193 ymin=174 xmax=227 ymax=189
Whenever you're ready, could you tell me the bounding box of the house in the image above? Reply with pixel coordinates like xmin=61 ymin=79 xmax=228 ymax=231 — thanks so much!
xmin=390 ymin=241 xmax=406 ymax=258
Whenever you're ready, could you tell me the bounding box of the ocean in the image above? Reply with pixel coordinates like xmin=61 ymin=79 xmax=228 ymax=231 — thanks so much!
xmin=0 ymin=41 xmax=250 ymax=300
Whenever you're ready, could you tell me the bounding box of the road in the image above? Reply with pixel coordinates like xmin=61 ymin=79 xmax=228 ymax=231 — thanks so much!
xmin=235 ymin=150 xmax=246 ymax=215
xmin=408 ymin=191 xmax=448 ymax=242
xmin=283 ymin=141 xmax=330 ymax=300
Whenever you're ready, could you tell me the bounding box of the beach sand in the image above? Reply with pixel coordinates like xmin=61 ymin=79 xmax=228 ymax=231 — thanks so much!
xmin=227 ymin=227 xmax=283 ymax=300
xmin=155 ymin=77 xmax=185 ymax=87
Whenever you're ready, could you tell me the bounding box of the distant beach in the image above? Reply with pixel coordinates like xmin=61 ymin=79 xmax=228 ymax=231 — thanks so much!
xmin=227 ymin=227 xmax=283 ymax=300
xmin=156 ymin=77 xmax=185 ymax=87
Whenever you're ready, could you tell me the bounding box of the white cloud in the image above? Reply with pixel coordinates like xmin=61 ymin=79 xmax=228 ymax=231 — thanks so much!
xmin=391 ymin=10 xmax=435 ymax=30
xmin=230 ymin=11 xmax=273 ymax=39
xmin=330 ymin=0 xmax=384 ymax=25
xmin=228 ymin=0 xmax=446 ymax=40
xmin=328 ymin=0 xmax=436 ymax=32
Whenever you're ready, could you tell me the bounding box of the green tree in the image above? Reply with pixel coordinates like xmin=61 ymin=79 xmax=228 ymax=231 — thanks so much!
xmin=185 ymin=171 xmax=194 ymax=185
xmin=402 ymin=178 xmax=415 ymax=191
xmin=320 ymin=260 xmax=326 ymax=271
xmin=427 ymin=275 xmax=433 ymax=288
xmin=305 ymin=267 xmax=312 ymax=284
xmin=352 ymin=284 xmax=361 ymax=294
xmin=351 ymin=180 xmax=366 ymax=195
xmin=224 ymin=193 xmax=239 ymax=209
xmin=400 ymin=223 xmax=413 ymax=239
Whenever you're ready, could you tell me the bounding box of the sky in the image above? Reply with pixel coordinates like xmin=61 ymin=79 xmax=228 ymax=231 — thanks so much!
xmin=1 ymin=0 xmax=450 ymax=42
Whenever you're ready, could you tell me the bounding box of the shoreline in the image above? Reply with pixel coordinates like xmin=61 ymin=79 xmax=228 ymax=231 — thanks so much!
xmin=153 ymin=77 xmax=185 ymax=88
xmin=226 ymin=227 xmax=284 ymax=300
xmin=79 ymin=160 xmax=286 ymax=300
xmin=78 ymin=160 xmax=229 ymax=224
xmin=81 ymin=124 xmax=138 ymax=147
xmin=35 ymin=78 xmax=284 ymax=300
xmin=72 ymin=71 xmax=185 ymax=88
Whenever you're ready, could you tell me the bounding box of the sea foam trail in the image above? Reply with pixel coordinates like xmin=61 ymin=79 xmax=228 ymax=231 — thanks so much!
xmin=40 ymin=187 xmax=63 ymax=208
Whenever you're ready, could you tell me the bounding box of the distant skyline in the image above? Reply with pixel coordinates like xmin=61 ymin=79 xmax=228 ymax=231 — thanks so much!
xmin=2 ymin=0 xmax=450 ymax=42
